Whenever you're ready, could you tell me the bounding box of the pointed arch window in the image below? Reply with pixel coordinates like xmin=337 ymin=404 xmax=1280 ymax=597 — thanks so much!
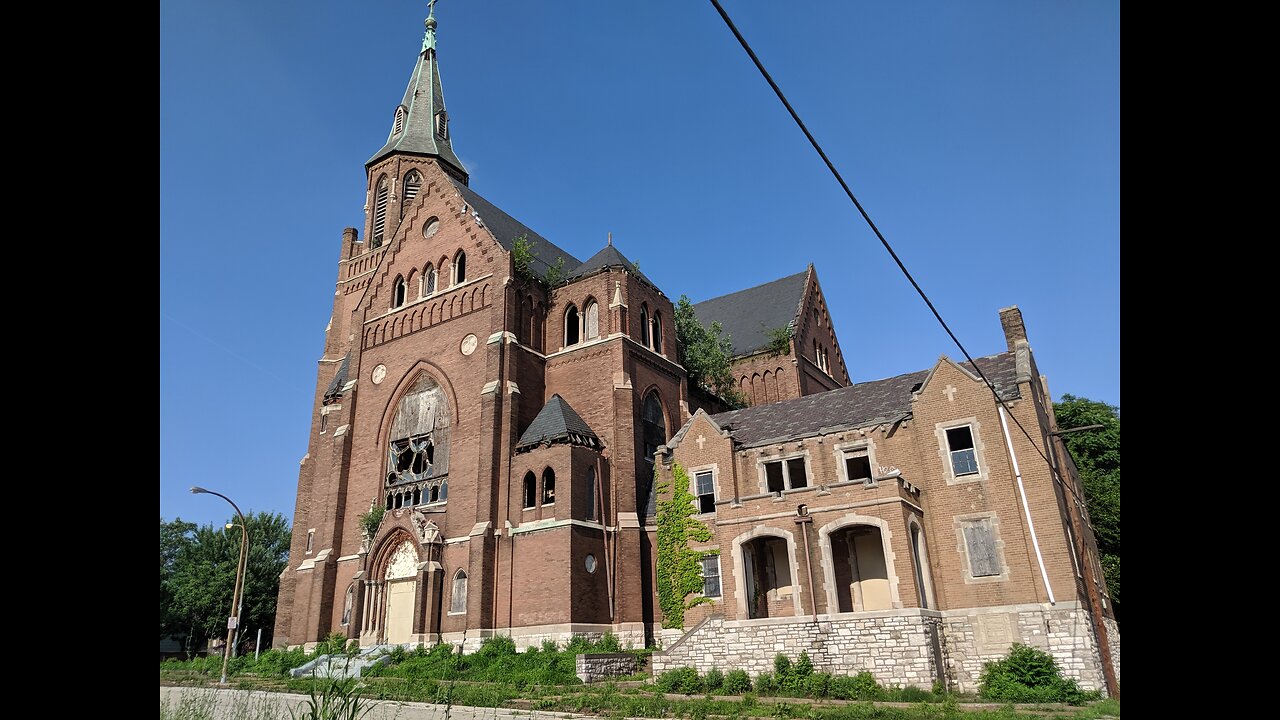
xmin=523 ymin=472 xmax=537 ymax=510
xmin=401 ymin=170 xmax=423 ymax=218
xmin=435 ymin=111 xmax=449 ymax=140
xmin=640 ymin=304 xmax=650 ymax=347
xmin=450 ymin=569 xmax=467 ymax=614
xmin=641 ymin=391 xmax=666 ymax=515
xmin=542 ymin=468 xmax=556 ymax=505
xmin=585 ymin=466 xmax=597 ymax=521
xmin=424 ymin=264 xmax=437 ymax=295
xmin=651 ymin=311 xmax=663 ymax=353
xmin=372 ymin=176 xmax=389 ymax=247
xmin=584 ymin=300 xmax=600 ymax=341
xmin=392 ymin=276 xmax=407 ymax=308
xmin=564 ymin=304 xmax=580 ymax=346
xmin=385 ymin=374 xmax=451 ymax=506
xmin=393 ymin=106 xmax=406 ymax=135
xmin=454 ymin=250 xmax=467 ymax=285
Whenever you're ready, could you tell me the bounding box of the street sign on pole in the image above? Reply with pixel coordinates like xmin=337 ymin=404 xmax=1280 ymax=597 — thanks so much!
xmin=227 ymin=616 xmax=239 ymax=629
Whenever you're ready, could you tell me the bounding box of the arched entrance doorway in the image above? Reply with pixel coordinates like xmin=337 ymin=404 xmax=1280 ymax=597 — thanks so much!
xmin=383 ymin=540 xmax=419 ymax=644
xmin=829 ymin=525 xmax=890 ymax=612
xmin=742 ymin=535 xmax=795 ymax=619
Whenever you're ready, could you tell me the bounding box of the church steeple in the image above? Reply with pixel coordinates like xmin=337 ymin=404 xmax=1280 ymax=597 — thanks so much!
xmin=367 ymin=3 xmax=468 ymax=183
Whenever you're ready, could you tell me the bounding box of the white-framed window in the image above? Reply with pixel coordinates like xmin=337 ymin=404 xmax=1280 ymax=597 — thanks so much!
xmin=306 ymin=529 xmax=315 ymax=554
xmin=392 ymin=275 xmax=407 ymax=308
xmin=700 ymin=555 xmax=722 ymax=598
xmin=946 ymin=426 xmax=979 ymax=476
xmin=453 ymin=250 xmax=467 ymax=285
xmin=837 ymin=441 xmax=875 ymax=485
xmin=694 ymin=470 xmax=716 ymax=514
xmin=936 ymin=418 xmax=987 ymax=484
xmin=424 ymin=263 xmax=437 ymax=295
xmin=393 ymin=105 xmax=406 ymax=135
xmin=450 ymin=570 xmax=467 ymax=614
xmin=760 ymin=454 xmax=809 ymax=493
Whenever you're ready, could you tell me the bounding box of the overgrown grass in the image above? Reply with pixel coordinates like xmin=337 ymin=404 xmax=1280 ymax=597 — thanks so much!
xmin=162 ymin=646 xmax=310 ymax=679
xmin=654 ymin=654 xmax=951 ymax=703
xmin=365 ymin=633 xmax=632 ymax=688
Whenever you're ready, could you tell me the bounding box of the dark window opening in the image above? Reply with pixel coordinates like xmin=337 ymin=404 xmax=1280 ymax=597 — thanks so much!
xmin=786 ymin=458 xmax=808 ymax=488
xmin=454 ymin=251 xmax=466 ymax=284
xmin=565 ymin=305 xmax=580 ymax=346
xmin=523 ymin=472 xmax=537 ymax=509
xmin=947 ymin=426 xmax=979 ymax=476
xmin=640 ymin=305 xmax=650 ymax=346
xmin=844 ymin=452 xmax=872 ymax=482
xmin=640 ymin=391 xmax=666 ymax=515
xmin=765 ymin=461 xmax=785 ymax=493
xmin=651 ymin=312 xmax=663 ymax=353
xmin=695 ymin=471 xmax=716 ymax=513
xmin=542 ymin=468 xmax=556 ymax=505
xmin=586 ymin=466 xmax=597 ymax=521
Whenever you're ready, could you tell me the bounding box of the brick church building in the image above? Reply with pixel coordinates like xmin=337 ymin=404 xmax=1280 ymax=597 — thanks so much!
xmin=274 ymin=9 xmax=1118 ymax=694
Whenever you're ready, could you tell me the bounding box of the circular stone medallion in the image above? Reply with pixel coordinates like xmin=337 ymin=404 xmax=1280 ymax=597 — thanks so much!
xmin=371 ymin=364 xmax=387 ymax=384
xmin=461 ymin=334 xmax=478 ymax=356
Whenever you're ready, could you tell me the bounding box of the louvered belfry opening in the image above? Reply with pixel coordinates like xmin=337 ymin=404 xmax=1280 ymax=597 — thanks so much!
xmin=372 ymin=176 xmax=389 ymax=247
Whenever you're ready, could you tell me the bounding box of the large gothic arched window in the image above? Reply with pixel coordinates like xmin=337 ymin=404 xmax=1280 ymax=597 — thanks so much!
xmin=384 ymin=374 xmax=451 ymax=508
xmin=640 ymin=391 xmax=666 ymax=515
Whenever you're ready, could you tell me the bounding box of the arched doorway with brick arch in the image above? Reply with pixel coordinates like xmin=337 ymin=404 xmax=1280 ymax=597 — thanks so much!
xmin=362 ymin=530 xmax=421 ymax=645
xmin=730 ymin=526 xmax=802 ymax=620
xmin=817 ymin=514 xmax=904 ymax=614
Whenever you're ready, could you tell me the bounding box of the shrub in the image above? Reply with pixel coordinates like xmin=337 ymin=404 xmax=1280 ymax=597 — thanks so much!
xmin=723 ymin=669 xmax=752 ymax=695
xmin=540 ymin=639 xmax=560 ymax=654
xmin=703 ymin=667 xmax=724 ymax=692
xmin=979 ymin=643 xmax=1100 ymax=705
xmin=314 ymin=632 xmax=348 ymax=657
xmin=829 ymin=671 xmax=883 ymax=701
xmin=892 ymin=685 xmax=934 ymax=703
xmin=657 ymin=667 xmax=703 ymax=694
xmin=594 ymin=632 xmax=622 ymax=653
xmin=477 ymin=635 xmax=517 ymax=657
xmin=252 ymin=647 xmax=309 ymax=677
xmin=804 ymin=672 xmax=832 ymax=698
xmin=773 ymin=654 xmax=792 ymax=676
xmin=754 ymin=671 xmax=778 ymax=695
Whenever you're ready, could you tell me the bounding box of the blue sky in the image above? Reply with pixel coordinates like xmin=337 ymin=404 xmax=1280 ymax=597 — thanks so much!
xmin=161 ymin=1 xmax=1119 ymax=527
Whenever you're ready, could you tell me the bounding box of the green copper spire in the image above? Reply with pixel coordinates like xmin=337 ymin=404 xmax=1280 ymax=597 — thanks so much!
xmin=367 ymin=1 xmax=468 ymax=183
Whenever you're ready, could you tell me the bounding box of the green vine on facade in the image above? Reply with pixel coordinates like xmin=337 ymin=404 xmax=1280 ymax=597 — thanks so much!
xmin=656 ymin=462 xmax=715 ymax=629
xmin=764 ymin=324 xmax=794 ymax=358
xmin=512 ymin=234 xmax=537 ymax=282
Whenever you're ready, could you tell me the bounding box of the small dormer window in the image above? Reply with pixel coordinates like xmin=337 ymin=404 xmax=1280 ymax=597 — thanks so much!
xmin=394 ymin=106 xmax=406 ymax=135
xmin=435 ymin=111 xmax=448 ymax=139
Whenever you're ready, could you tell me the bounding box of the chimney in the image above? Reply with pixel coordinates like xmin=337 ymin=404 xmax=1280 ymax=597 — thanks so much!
xmin=999 ymin=306 xmax=1027 ymax=353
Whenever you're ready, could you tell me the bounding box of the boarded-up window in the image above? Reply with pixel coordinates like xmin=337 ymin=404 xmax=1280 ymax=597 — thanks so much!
xmin=450 ymin=570 xmax=467 ymax=613
xmin=701 ymin=555 xmax=721 ymax=598
xmin=695 ymin=471 xmax=715 ymax=513
xmin=585 ymin=301 xmax=600 ymax=340
xmin=963 ymin=519 xmax=1001 ymax=578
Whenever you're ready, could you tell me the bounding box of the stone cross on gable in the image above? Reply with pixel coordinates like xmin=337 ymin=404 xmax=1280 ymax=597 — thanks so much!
xmin=696 ymin=434 xmax=706 ymax=449
xmin=944 ymin=384 xmax=957 ymax=402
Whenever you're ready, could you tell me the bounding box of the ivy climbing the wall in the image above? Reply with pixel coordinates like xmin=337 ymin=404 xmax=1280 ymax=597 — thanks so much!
xmin=656 ymin=462 xmax=715 ymax=629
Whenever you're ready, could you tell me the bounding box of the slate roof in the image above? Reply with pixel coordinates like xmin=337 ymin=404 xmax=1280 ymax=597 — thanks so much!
xmin=693 ymin=269 xmax=809 ymax=357
xmin=516 ymin=394 xmax=603 ymax=451
xmin=323 ymin=353 xmax=350 ymax=402
xmin=449 ymin=179 xmax=582 ymax=277
xmin=565 ymin=244 xmax=659 ymax=288
xmin=368 ymin=42 xmax=467 ymax=178
xmin=709 ymin=354 xmax=1020 ymax=448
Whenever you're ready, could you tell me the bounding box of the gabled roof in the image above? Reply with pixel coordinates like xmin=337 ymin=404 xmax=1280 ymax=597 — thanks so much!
xmin=693 ymin=269 xmax=809 ymax=357
xmin=367 ymin=14 xmax=467 ymax=179
xmin=565 ymin=243 xmax=658 ymax=288
xmin=448 ymin=178 xmax=581 ymax=277
xmin=516 ymin=394 xmax=603 ymax=451
xmin=710 ymin=353 xmax=1020 ymax=448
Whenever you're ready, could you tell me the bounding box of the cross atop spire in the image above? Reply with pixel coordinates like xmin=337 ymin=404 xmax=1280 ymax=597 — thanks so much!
xmin=422 ymin=0 xmax=439 ymax=54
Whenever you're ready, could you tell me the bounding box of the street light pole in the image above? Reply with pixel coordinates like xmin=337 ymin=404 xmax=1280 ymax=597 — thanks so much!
xmin=191 ymin=486 xmax=249 ymax=685
xmin=227 ymin=522 xmax=249 ymax=657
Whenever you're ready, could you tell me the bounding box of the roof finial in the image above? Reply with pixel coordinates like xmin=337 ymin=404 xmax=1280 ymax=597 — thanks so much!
xmin=422 ymin=0 xmax=440 ymax=54
xmin=607 ymin=232 xmax=613 ymax=246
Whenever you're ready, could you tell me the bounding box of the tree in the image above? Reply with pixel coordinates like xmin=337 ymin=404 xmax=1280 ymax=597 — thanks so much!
xmin=1053 ymin=395 xmax=1119 ymax=606
xmin=673 ymin=295 xmax=746 ymax=408
xmin=160 ymin=512 xmax=291 ymax=654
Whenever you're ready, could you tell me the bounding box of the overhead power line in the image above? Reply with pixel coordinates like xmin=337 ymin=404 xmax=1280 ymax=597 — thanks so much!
xmin=704 ymin=0 xmax=1088 ymax=510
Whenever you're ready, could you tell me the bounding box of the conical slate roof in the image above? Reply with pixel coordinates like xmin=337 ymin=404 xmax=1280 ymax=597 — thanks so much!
xmin=516 ymin=394 xmax=602 ymax=451
xmin=565 ymin=243 xmax=657 ymax=288
xmin=367 ymin=12 xmax=467 ymax=180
